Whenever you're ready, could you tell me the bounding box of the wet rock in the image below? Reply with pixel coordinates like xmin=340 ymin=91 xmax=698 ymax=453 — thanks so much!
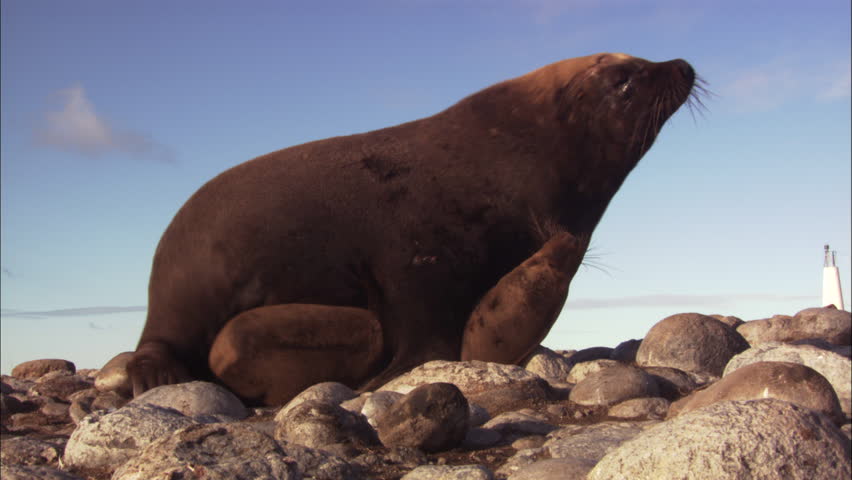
xmin=671 ymin=361 xmax=845 ymax=424
xmin=375 ymin=382 xmax=469 ymax=453
xmin=636 ymin=312 xmax=749 ymax=377
xmin=129 ymin=380 xmax=247 ymax=420
xmin=11 ymin=360 xmax=76 ymax=380
xmin=569 ymin=364 xmax=659 ymax=407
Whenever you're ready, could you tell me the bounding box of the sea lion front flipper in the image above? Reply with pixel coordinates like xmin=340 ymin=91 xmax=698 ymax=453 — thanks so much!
xmin=208 ymin=304 xmax=383 ymax=406
xmin=460 ymin=232 xmax=586 ymax=364
xmin=127 ymin=341 xmax=192 ymax=397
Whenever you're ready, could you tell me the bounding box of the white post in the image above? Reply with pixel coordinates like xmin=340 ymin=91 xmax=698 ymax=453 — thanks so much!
xmin=822 ymin=245 xmax=845 ymax=310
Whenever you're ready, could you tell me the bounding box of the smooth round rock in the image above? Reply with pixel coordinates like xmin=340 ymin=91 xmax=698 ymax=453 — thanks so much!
xmin=569 ymin=364 xmax=659 ymax=407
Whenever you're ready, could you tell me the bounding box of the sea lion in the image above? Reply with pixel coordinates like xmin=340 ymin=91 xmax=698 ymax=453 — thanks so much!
xmin=127 ymin=52 xmax=699 ymax=405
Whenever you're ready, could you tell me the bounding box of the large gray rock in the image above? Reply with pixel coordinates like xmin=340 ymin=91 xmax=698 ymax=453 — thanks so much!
xmin=375 ymin=383 xmax=469 ymax=453
xmin=725 ymin=342 xmax=852 ymax=419
xmin=129 ymin=381 xmax=247 ymax=420
xmin=568 ymin=364 xmax=658 ymax=407
xmin=62 ymin=403 xmax=198 ymax=470
xmin=588 ymin=399 xmax=851 ymax=480
xmin=671 ymin=361 xmax=844 ymax=424
xmin=112 ymin=423 xmax=299 ymax=480
xmin=274 ymin=399 xmax=378 ymax=451
xmin=636 ymin=313 xmax=749 ymax=377
xmin=522 ymin=346 xmax=573 ymax=384
xmin=275 ymin=381 xmax=357 ymax=420
xmin=737 ymin=307 xmax=851 ymax=346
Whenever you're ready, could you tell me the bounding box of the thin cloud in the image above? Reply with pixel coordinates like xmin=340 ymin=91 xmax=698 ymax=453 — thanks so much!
xmin=0 ymin=306 xmax=147 ymax=319
xmin=1 ymin=267 xmax=13 ymax=278
xmin=566 ymin=293 xmax=815 ymax=310
xmin=34 ymin=84 xmax=175 ymax=163
xmin=720 ymin=57 xmax=851 ymax=111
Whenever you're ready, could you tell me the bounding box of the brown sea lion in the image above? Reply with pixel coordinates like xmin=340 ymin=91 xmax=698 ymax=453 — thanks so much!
xmin=127 ymin=52 xmax=699 ymax=405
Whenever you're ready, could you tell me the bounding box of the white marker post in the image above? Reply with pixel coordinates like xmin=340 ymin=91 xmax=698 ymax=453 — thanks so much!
xmin=822 ymin=244 xmax=845 ymax=310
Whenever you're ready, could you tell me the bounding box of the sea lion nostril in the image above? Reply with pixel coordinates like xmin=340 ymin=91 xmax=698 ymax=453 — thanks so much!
xmin=673 ymin=59 xmax=694 ymax=81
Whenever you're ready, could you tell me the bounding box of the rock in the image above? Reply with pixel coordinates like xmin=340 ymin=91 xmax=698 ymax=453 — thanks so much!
xmin=507 ymin=457 xmax=596 ymax=480
xmin=563 ymin=346 xmax=614 ymax=364
xmin=361 ymin=390 xmax=403 ymax=427
xmin=94 ymin=352 xmax=134 ymax=396
xmin=588 ymin=399 xmax=851 ymax=479
xmin=610 ymin=339 xmax=642 ymax=363
xmin=62 ymin=403 xmax=198 ymax=470
xmin=11 ymin=360 xmax=75 ymax=380
xmin=522 ymin=346 xmax=573 ymax=384
xmin=670 ymin=361 xmax=845 ymax=424
xmin=565 ymin=359 xmax=620 ymax=384
xmin=608 ymin=397 xmax=670 ymax=420
xmin=545 ymin=421 xmax=656 ymax=462
xmin=641 ymin=366 xmax=701 ymax=400
xmin=480 ymin=409 xmax=555 ymax=439
xmin=709 ymin=314 xmax=745 ymax=329
xmin=275 ymin=381 xmax=358 ymax=420
xmin=636 ymin=312 xmax=749 ymax=377
xmin=569 ymin=364 xmax=659 ymax=407
xmin=2 ymin=375 xmax=35 ymax=393
xmin=737 ymin=307 xmax=851 ymax=346
xmin=401 ymin=464 xmax=494 ymax=480
xmin=468 ymin=402 xmax=491 ymax=427
xmin=284 ymin=442 xmax=363 ymax=479
xmin=375 ymin=383 xmax=469 ymax=453
xmin=378 ymin=360 xmax=549 ymax=416
xmin=111 ymin=423 xmax=299 ymax=480
xmin=30 ymin=374 xmax=92 ymax=402
xmin=0 ymin=465 xmax=84 ymax=480
xmin=725 ymin=342 xmax=852 ymax=419
xmin=129 ymin=381 xmax=247 ymax=420
xmin=0 ymin=436 xmax=66 ymax=466
xmin=1 ymin=392 xmax=29 ymax=415
xmin=463 ymin=427 xmax=503 ymax=449
xmin=274 ymin=399 xmax=378 ymax=451
xmin=510 ymin=435 xmax=546 ymax=450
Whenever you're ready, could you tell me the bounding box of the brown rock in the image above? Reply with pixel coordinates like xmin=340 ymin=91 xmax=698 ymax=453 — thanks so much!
xmin=737 ymin=307 xmax=852 ymax=346
xmin=30 ymin=374 xmax=93 ymax=402
xmin=11 ymin=360 xmax=75 ymax=380
xmin=375 ymin=383 xmax=469 ymax=453
xmin=636 ymin=313 xmax=749 ymax=377
xmin=569 ymin=364 xmax=659 ymax=407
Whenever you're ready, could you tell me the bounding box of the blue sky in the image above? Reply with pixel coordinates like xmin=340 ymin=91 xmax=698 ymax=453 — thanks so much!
xmin=1 ymin=0 xmax=849 ymax=374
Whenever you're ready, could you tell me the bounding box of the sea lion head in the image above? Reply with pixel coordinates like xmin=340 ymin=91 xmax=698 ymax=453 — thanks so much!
xmin=552 ymin=52 xmax=699 ymax=163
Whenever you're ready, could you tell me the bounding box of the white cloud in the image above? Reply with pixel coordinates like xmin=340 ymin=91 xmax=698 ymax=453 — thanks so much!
xmin=0 ymin=306 xmax=147 ymax=319
xmin=566 ymin=293 xmax=814 ymax=310
xmin=35 ymin=84 xmax=175 ymax=162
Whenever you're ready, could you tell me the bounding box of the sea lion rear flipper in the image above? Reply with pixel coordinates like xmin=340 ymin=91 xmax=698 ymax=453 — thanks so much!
xmin=460 ymin=232 xmax=586 ymax=364
xmin=208 ymin=304 xmax=383 ymax=406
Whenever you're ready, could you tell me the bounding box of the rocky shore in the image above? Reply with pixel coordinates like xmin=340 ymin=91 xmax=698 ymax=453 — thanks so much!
xmin=2 ymin=307 xmax=850 ymax=479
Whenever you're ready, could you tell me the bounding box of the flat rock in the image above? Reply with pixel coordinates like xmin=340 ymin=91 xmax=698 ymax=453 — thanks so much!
xmin=588 ymin=399 xmax=851 ymax=480
xmin=480 ymin=409 xmax=555 ymax=438
xmin=0 ymin=436 xmax=66 ymax=466
xmin=11 ymin=360 xmax=75 ymax=380
xmin=0 ymin=464 xmax=84 ymax=480
xmin=565 ymin=359 xmax=620 ymax=384
xmin=401 ymin=464 xmax=493 ymax=480
xmin=375 ymin=382 xmax=469 ymax=453
xmin=62 ymin=403 xmax=198 ymax=470
xmin=129 ymin=380 xmax=247 ymax=420
xmin=507 ymin=457 xmax=596 ymax=480
xmin=671 ymin=361 xmax=845 ymax=424
xmin=636 ymin=312 xmax=749 ymax=377
xmin=569 ymin=364 xmax=659 ymax=407
xmin=111 ymin=423 xmax=299 ymax=480
xmin=724 ymin=342 xmax=852 ymax=419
